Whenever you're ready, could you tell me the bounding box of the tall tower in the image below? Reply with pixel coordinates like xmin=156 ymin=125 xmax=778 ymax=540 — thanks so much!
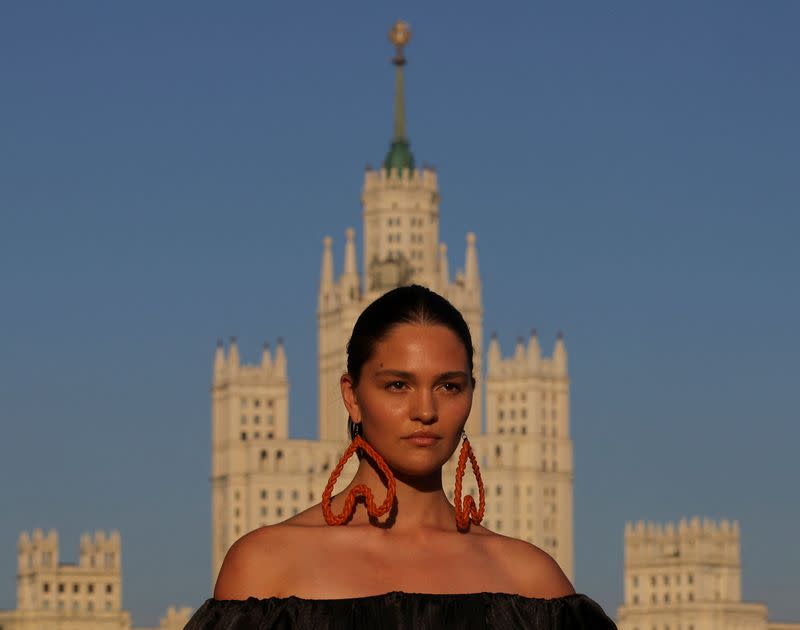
xmin=317 ymin=20 xmax=483 ymax=442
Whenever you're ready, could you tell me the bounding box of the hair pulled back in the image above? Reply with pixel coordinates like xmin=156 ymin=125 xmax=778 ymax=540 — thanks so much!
xmin=346 ymin=284 xmax=474 ymax=441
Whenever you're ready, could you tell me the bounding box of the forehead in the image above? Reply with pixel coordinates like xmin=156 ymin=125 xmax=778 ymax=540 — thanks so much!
xmin=369 ymin=323 xmax=468 ymax=368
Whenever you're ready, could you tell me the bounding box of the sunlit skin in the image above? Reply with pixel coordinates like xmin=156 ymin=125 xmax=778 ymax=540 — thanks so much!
xmin=212 ymin=322 xmax=575 ymax=600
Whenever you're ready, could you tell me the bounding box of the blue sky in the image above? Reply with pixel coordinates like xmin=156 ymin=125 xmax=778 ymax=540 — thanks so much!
xmin=1 ymin=1 xmax=798 ymax=625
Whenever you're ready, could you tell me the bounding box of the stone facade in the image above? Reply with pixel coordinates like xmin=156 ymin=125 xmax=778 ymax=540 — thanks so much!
xmin=0 ymin=529 xmax=189 ymax=630
xmin=210 ymin=30 xmax=575 ymax=585
xmin=616 ymin=518 xmax=800 ymax=630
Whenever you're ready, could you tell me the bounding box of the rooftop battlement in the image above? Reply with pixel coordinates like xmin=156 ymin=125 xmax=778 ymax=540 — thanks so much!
xmin=213 ymin=338 xmax=287 ymax=385
xmin=363 ymin=166 xmax=438 ymax=192
xmin=487 ymin=331 xmax=568 ymax=379
xmin=624 ymin=517 xmax=741 ymax=566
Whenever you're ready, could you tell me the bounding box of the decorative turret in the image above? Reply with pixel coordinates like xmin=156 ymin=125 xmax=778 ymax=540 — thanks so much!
xmin=527 ymin=328 xmax=541 ymax=366
xmin=464 ymin=232 xmax=481 ymax=300
xmin=487 ymin=332 xmax=501 ymax=374
xmin=213 ymin=339 xmax=225 ymax=382
xmin=274 ymin=338 xmax=287 ymax=378
xmin=438 ymin=242 xmax=449 ymax=288
xmin=383 ymin=20 xmax=415 ymax=174
xmin=260 ymin=342 xmax=272 ymax=370
xmin=341 ymin=227 xmax=360 ymax=302
xmin=320 ymin=236 xmax=333 ymax=291
xmin=227 ymin=337 xmax=240 ymax=373
xmin=553 ymin=331 xmax=567 ymax=375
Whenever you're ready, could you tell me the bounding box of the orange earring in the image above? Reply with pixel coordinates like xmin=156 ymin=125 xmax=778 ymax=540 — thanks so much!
xmin=321 ymin=421 xmax=397 ymax=525
xmin=454 ymin=430 xmax=485 ymax=529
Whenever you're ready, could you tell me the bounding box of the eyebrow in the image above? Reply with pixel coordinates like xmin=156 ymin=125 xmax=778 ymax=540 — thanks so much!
xmin=374 ymin=369 xmax=470 ymax=381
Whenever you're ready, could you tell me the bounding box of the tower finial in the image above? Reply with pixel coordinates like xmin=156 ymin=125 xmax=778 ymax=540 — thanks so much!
xmin=384 ymin=20 xmax=415 ymax=174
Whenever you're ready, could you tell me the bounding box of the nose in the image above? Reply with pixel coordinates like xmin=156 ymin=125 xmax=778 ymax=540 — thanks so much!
xmin=412 ymin=389 xmax=437 ymax=423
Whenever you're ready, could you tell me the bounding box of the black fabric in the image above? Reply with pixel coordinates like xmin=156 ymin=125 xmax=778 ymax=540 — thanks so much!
xmin=184 ymin=591 xmax=617 ymax=629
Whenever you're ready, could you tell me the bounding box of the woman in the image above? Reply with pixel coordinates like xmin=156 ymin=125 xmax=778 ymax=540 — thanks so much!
xmin=187 ymin=285 xmax=616 ymax=628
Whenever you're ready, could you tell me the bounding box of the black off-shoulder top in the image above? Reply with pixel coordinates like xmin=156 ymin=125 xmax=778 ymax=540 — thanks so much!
xmin=184 ymin=591 xmax=617 ymax=629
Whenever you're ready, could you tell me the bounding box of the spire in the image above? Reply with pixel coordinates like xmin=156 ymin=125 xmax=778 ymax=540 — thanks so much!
xmin=344 ymin=227 xmax=357 ymax=276
xmin=527 ymin=328 xmax=541 ymax=365
xmin=274 ymin=338 xmax=287 ymax=378
xmin=384 ymin=20 xmax=415 ymax=174
xmin=438 ymin=242 xmax=449 ymax=288
xmin=260 ymin=341 xmax=272 ymax=371
xmin=228 ymin=336 xmax=240 ymax=372
xmin=464 ymin=232 xmax=480 ymax=290
xmin=213 ymin=339 xmax=225 ymax=382
xmin=320 ymin=235 xmax=333 ymax=291
xmin=487 ymin=332 xmax=501 ymax=375
xmin=553 ymin=331 xmax=567 ymax=374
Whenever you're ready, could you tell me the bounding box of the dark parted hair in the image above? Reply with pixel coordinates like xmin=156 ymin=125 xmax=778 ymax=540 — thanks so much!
xmin=346 ymin=284 xmax=475 ymax=440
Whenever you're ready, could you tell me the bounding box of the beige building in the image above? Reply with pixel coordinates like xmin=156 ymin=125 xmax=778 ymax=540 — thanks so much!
xmin=617 ymin=518 xmax=800 ymax=630
xmin=0 ymin=529 xmax=190 ymax=630
xmin=210 ymin=21 xmax=575 ymax=585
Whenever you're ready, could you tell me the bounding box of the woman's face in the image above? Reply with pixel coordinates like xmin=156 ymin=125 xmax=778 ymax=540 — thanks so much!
xmin=341 ymin=323 xmax=473 ymax=477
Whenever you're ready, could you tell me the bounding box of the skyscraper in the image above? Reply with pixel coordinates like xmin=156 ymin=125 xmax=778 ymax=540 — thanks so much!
xmin=210 ymin=20 xmax=574 ymax=585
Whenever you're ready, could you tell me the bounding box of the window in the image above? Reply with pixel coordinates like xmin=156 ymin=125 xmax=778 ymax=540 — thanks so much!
xmin=633 ymin=594 xmax=639 ymax=604
xmin=240 ymin=415 xmax=246 ymax=425
xmin=632 ymin=576 xmax=638 ymax=587
xmin=688 ymin=574 xmax=694 ymax=584
xmin=240 ymin=432 xmax=247 ymax=441
xmin=261 ymin=489 xmax=267 ymax=499
xmin=106 ymin=584 xmax=113 ymax=594
xmin=267 ymin=399 xmax=274 ymax=408
xmin=88 ymin=584 xmax=94 ymax=594
xmin=261 ymin=507 xmax=267 ymax=516
xmin=277 ymin=507 xmax=283 ymax=517
xmin=72 ymin=601 xmax=79 ymax=611
xmin=106 ymin=601 xmax=112 ymax=611
xmin=58 ymin=584 xmax=65 ymax=593
xmin=43 ymin=583 xmax=49 ymax=593
xmin=277 ymin=490 xmax=283 ymax=500
xmin=254 ymin=415 xmax=260 ymax=424
xmin=260 ymin=450 xmax=267 ymax=460
xmin=88 ymin=601 xmax=94 ymax=612
xmin=254 ymin=399 xmax=261 ymax=408
xmin=291 ymin=490 xmax=299 ymax=500
xmin=73 ymin=584 xmax=79 ymax=593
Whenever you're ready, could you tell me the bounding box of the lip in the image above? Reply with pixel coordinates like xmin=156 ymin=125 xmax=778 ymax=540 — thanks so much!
xmin=404 ymin=431 xmax=442 ymax=446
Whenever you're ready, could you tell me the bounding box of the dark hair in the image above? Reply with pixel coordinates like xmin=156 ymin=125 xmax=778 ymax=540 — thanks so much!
xmin=346 ymin=284 xmax=474 ymax=440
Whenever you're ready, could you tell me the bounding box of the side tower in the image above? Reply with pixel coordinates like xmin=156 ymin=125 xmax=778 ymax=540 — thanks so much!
xmin=617 ymin=518 xmax=768 ymax=630
xmin=210 ymin=337 xmax=290 ymax=578
xmin=480 ymin=330 xmax=573 ymax=577
xmin=317 ymin=21 xmax=483 ymax=442
xmin=1 ymin=529 xmax=130 ymax=629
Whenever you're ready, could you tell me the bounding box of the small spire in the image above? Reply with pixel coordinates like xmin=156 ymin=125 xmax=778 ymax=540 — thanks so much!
xmin=213 ymin=340 xmax=225 ymax=381
xmin=228 ymin=336 xmax=240 ymax=370
xmin=320 ymin=236 xmax=334 ymax=290
xmin=344 ymin=227 xmax=357 ymax=276
xmin=487 ymin=333 xmax=501 ymax=375
xmin=464 ymin=232 xmax=480 ymax=290
xmin=260 ymin=342 xmax=272 ymax=371
xmin=274 ymin=338 xmax=287 ymax=377
xmin=527 ymin=329 xmax=541 ymax=363
xmin=553 ymin=332 xmax=567 ymax=374
xmin=438 ymin=242 xmax=449 ymax=288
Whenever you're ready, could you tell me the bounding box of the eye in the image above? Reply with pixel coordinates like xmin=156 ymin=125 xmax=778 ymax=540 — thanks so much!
xmin=386 ymin=380 xmax=407 ymax=391
xmin=440 ymin=382 xmax=462 ymax=393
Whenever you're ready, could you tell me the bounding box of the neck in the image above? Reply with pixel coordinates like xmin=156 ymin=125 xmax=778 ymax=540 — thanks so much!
xmin=336 ymin=455 xmax=455 ymax=533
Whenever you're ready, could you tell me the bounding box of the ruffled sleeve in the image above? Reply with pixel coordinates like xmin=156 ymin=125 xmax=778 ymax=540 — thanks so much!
xmin=184 ymin=592 xmax=617 ymax=629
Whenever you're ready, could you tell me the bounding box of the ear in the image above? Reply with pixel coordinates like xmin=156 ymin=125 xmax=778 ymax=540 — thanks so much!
xmin=340 ymin=373 xmax=361 ymax=423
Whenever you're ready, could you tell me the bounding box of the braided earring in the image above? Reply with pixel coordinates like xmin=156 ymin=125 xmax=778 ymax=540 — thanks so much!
xmin=321 ymin=419 xmax=397 ymax=525
xmin=454 ymin=429 xmax=485 ymax=529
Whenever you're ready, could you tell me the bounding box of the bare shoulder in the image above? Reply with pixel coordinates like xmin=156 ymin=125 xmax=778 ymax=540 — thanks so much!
xmin=213 ymin=525 xmax=294 ymax=600
xmin=486 ymin=533 xmax=575 ymax=598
